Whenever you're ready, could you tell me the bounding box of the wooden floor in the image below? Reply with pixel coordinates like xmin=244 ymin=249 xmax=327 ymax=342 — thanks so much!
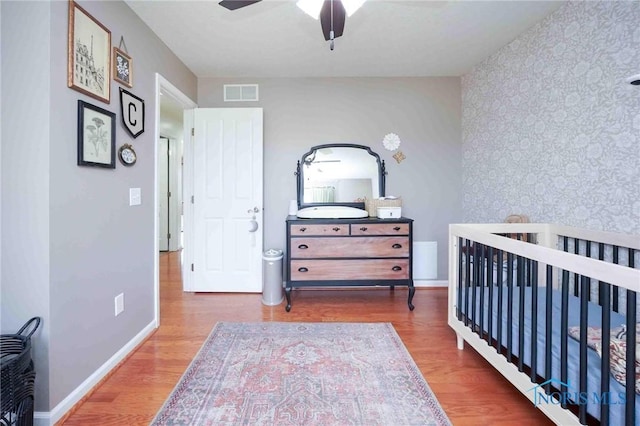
xmin=59 ymin=251 xmax=552 ymax=425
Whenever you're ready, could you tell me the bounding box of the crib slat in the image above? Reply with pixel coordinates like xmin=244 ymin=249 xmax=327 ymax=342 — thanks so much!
xmin=479 ymin=244 xmax=485 ymax=339
xmin=507 ymin=252 xmax=514 ymax=363
xmin=464 ymin=239 xmax=471 ymax=327
xmin=487 ymin=246 xmax=494 ymax=345
xmin=600 ymin=281 xmax=611 ymax=426
xmin=497 ymin=250 xmax=504 ymax=352
xmin=574 ymin=239 xmax=580 ymax=297
xmin=597 ymin=242 xmax=612 ymax=424
xmin=625 ymin=281 xmax=636 ymax=426
xmin=544 ymin=265 xmax=553 ymax=395
xmin=578 ymin=275 xmax=588 ymax=424
xmin=598 ymin=243 xmax=605 ymax=307
xmin=586 ymin=241 xmax=592 ymax=302
xmin=457 ymin=237 xmax=463 ymax=321
xmin=518 ymin=255 xmax=525 ymax=372
xmin=561 ymin=269 xmax=569 ymax=409
xmin=613 ymin=246 xmax=619 ymax=313
xmin=472 ymin=243 xmax=479 ymax=329
xmin=530 ymin=260 xmax=538 ymax=382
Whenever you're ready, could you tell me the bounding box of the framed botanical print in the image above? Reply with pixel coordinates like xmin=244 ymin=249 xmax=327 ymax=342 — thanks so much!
xmin=113 ymin=47 xmax=133 ymax=88
xmin=68 ymin=0 xmax=111 ymax=103
xmin=77 ymin=100 xmax=116 ymax=168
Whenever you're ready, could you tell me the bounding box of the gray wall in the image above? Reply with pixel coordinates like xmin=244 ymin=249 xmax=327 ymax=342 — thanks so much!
xmin=1 ymin=0 xmax=197 ymax=413
xmin=462 ymin=1 xmax=640 ymax=233
xmin=1 ymin=0 xmax=52 ymax=409
xmin=198 ymin=78 xmax=462 ymax=280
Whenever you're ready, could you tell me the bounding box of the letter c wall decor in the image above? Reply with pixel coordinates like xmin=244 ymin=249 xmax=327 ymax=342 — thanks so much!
xmin=119 ymin=87 xmax=144 ymax=138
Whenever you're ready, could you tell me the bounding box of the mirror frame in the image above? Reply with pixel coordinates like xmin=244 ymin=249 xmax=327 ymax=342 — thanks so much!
xmin=296 ymin=143 xmax=386 ymax=210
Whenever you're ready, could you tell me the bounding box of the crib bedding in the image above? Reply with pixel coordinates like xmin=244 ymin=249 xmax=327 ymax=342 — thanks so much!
xmin=567 ymin=324 xmax=640 ymax=394
xmin=460 ymin=285 xmax=640 ymax=425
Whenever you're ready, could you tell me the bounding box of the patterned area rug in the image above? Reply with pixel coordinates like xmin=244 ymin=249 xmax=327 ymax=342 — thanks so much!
xmin=151 ymin=322 xmax=451 ymax=426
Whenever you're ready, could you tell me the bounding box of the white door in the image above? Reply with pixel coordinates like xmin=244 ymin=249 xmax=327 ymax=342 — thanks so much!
xmin=190 ymin=108 xmax=263 ymax=292
xmin=158 ymin=137 xmax=170 ymax=251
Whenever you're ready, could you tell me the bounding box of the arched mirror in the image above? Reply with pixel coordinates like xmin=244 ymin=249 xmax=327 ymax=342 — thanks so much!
xmin=296 ymin=144 xmax=386 ymax=209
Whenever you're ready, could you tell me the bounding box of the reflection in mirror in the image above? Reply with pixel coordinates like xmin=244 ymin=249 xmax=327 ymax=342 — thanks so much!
xmin=296 ymin=144 xmax=385 ymax=209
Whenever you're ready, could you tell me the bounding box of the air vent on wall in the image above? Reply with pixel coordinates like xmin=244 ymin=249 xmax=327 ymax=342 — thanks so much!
xmin=224 ymin=84 xmax=259 ymax=102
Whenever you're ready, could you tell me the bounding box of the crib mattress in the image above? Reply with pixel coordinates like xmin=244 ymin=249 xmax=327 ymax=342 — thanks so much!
xmin=460 ymin=285 xmax=639 ymax=426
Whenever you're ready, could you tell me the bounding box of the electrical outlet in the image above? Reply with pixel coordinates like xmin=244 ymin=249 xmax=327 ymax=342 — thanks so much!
xmin=115 ymin=293 xmax=124 ymax=316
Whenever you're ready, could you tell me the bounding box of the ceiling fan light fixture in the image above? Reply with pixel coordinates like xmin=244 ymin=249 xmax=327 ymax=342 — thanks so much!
xmin=342 ymin=0 xmax=366 ymax=17
xmin=296 ymin=0 xmax=323 ymax=19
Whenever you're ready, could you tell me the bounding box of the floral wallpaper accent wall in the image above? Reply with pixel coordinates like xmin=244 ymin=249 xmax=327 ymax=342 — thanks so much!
xmin=462 ymin=1 xmax=640 ymax=233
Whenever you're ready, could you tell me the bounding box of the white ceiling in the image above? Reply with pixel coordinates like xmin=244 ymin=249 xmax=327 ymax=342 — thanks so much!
xmin=126 ymin=0 xmax=564 ymax=78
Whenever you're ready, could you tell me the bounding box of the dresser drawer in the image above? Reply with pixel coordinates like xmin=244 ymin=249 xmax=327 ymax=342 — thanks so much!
xmin=291 ymin=237 xmax=409 ymax=258
xmin=350 ymin=223 xmax=409 ymax=236
xmin=290 ymin=259 xmax=410 ymax=281
xmin=289 ymin=224 xmax=349 ymax=236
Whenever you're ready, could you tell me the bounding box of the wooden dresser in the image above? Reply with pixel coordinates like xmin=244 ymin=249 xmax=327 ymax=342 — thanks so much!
xmin=285 ymin=216 xmax=415 ymax=311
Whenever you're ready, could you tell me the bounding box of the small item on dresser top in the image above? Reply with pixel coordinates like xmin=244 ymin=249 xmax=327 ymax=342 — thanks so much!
xmin=364 ymin=196 xmax=402 ymax=217
xmin=377 ymin=206 xmax=402 ymax=219
xmin=288 ymin=200 xmax=298 ymax=216
xmin=296 ymin=205 xmax=368 ymax=219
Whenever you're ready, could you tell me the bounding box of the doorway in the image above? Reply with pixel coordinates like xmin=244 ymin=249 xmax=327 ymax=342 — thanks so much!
xmin=158 ymin=136 xmax=182 ymax=252
xmin=154 ymin=74 xmax=197 ymax=326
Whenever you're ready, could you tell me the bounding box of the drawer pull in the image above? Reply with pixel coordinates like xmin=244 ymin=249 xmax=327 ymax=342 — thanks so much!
xmin=298 ymin=267 xmax=309 ymax=273
xmin=359 ymin=226 xmax=368 ymax=231
xmin=393 ymin=226 xmax=401 ymax=231
xmin=332 ymin=227 xmax=341 ymax=232
xmin=392 ymin=266 xmax=403 ymax=272
xmin=392 ymin=243 xmax=402 ymax=249
xmin=299 ymin=227 xmax=307 ymax=232
xmin=298 ymin=244 xmax=308 ymax=249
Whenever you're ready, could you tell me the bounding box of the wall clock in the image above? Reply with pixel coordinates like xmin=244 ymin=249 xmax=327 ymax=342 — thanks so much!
xmin=118 ymin=143 xmax=137 ymax=166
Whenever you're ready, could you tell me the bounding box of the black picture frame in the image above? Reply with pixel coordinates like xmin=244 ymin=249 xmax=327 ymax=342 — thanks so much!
xmin=77 ymin=100 xmax=116 ymax=168
xmin=119 ymin=88 xmax=145 ymax=138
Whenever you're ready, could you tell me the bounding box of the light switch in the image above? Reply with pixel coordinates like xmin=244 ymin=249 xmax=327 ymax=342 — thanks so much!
xmin=129 ymin=188 xmax=141 ymax=206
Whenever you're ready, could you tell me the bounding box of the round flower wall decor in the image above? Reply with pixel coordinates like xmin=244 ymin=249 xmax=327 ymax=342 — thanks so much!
xmin=382 ymin=133 xmax=401 ymax=151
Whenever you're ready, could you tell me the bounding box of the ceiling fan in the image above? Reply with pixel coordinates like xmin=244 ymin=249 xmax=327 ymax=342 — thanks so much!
xmin=303 ymin=152 xmax=341 ymax=166
xmin=218 ymin=0 xmax=366 ymax=50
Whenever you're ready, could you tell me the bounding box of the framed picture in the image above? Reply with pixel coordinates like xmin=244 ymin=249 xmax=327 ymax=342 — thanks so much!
xmin=120 ymin=88 xmax=145 ymax=138
xmin=68 ymin=1 xmax=111 ymax=103
xmin=77 ymin=100 xmax=116 ymax=168
xmin=113 ymin=47 xmax=133 ymax=88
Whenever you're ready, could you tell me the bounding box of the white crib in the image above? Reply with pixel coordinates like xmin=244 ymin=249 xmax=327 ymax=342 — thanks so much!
xmin=448 ymin=223 xmax=640 ymax=425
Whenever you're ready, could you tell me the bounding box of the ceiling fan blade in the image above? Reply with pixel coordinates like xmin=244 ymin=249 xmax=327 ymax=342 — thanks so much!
xmin=320 ymin=0 xmax=346 ymax=41
xmin=218 ymin=0 xmax=262 ymax=11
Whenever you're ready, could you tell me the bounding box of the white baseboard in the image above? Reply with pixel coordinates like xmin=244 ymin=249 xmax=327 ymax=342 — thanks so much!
xmin=34 ymin=319 xmax=158 ymax=426
xmin=414 ymin=279 xmax=448 ymax=288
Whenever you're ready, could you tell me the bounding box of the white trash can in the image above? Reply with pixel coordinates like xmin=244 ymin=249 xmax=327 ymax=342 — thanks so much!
xmin=262 ymin=249 xmax=284 ymax=306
